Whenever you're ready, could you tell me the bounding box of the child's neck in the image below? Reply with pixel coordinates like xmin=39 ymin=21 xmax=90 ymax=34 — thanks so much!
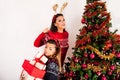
xmin=58 ymin=29 xmax=64 ymax=33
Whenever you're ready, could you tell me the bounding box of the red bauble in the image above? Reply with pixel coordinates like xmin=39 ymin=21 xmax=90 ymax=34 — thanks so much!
xmin=90 ymin=53 xmax=95 ymax=59
xmin=96 ymin=71 xmax=101 ymax=76
xmin=116 ymin=53 xmax=120 ymax=58
xmin=74 ymin=57 xmax=80 ymax=63
xmin=84 ymin=52 xmax=88 ymax=57
xmin=69 ymin=71 xmax=74 ymax=77
xmin=84 ymin=73 xmax=89 ymax=79
xmin=81 ymin=17 xmax=86 ymax=24
xmin=81 ymin=63 xmax=87 ymax=69
xmin=107 ymin=71 xmax=112 ymax=75
xmin=110 ymin=65 xmax=116 ymax=71
xmin=87 ymin=37 xmax=91 ymax=43
xmin=101 ymin=75 xmax=107 ymax=80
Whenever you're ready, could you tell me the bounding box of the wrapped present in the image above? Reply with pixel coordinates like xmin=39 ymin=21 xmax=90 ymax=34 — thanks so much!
xmin=34 ymin=52 xmax=43 ymax=58
xmin=34 ymin=53 xmax=48 ymax=64
xmin=20 ymin=69 xmax=43 ymax=80
xmin=22 ymin=59 xmax=46 ymax=79
xmin=40 ymin=55 xmax=48 ymax=64
xmin=30 ymin=60 xmax=46 ymax=70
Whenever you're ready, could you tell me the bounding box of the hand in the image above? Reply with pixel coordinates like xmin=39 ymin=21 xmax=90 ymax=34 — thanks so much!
xmin=43 ymin=27 xmax=49 ymax=33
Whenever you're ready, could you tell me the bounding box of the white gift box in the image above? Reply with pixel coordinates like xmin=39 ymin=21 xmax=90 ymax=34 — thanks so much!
xmin=36 ymin=62 xmax=46 ymax=70
xmin=30 ymin=60 xmax=46 ymax=70
xmin=34 ymin=52 xmax=43 ymax=58
xmin=34 ymin=52 xmax=48 ymax=64
xmin=30 ymin=60 xmax=36 ymax=65
xmin=40 ymin=55 xmax=48 ymax=64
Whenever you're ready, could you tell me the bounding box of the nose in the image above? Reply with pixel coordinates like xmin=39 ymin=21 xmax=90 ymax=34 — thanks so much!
xmin=44 ymin=48 xmax=48 ymax=53
xmin=62 ymin=20 xmax=65 ymax=23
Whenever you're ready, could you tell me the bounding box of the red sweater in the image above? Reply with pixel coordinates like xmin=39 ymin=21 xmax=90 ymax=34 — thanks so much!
xmin=34 ymin=31 xmax=69 ymax=66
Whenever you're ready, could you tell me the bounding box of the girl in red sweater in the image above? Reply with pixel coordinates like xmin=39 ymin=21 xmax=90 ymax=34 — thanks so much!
xmin=34 ymin=13 xmax=69 ymax=67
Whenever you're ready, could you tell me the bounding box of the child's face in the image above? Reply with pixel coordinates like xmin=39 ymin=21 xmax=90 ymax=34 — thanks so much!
xmin=44 ymin=43 xmax=56 ymax=57
xmin=54 ymin=16 xmax=66 ymax=30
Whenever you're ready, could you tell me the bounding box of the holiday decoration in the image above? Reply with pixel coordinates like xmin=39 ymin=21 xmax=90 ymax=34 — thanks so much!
xmin=22 ymin=59 xmax=46 ymax=79
xmin=20 ymin=53 xmax=48 ymax=80
xmin=20 ymin=70 xmax=42 ymax=80
xmin=52 ymin=2 xmax=68 ymax=13
xmin=64 ymin=0 xmax=120 ymax=80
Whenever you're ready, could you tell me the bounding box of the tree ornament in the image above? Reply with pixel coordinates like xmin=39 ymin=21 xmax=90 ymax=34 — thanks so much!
xmin=101 ymin=75 xmax=107 ymax=80
xmin=96 ymin=71 xmax=101 ymax=76
xmin=84 ymin=52 xmax=88 ymax=57
xmin=84 ymin=73 xmax=89 ymax=79
xmin=107 ymin=71 xmax=112 ymax=75
xmin=110 ymin=65 xmax=116 ymax=71
xmin=81 ymin=17 xmax=87 ymax=24
xmin=81 ymin=63 xmax=87 ymax=69
xmin=74 ymin=57 xmax=79 ymax=63
xmin=90 ymin=53 xmax=95 ymax=59
xmin=69 ymin=71 xmax=74 ymax=77
xmin=116 ymin=52 xmax=120 ymax=58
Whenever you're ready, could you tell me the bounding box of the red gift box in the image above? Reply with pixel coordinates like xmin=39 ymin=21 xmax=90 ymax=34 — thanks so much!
xmin=22 ymin=59 xmax=46 ymax=79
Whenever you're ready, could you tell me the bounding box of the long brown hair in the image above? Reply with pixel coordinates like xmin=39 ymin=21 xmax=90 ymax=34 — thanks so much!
xmin=46 ymin=39 xmax=62 ymax=72
xmin=50 ymin=13 xmax=66 ymax=32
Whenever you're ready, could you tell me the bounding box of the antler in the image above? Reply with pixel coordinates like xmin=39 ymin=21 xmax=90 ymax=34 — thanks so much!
xmin=60 ymin=2 xmax=68 ymax=13
xmin=53 ymin=4 xmax=58 ymax=13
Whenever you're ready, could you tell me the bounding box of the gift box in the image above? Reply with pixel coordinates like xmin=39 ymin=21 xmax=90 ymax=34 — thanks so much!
xmin=30 ymin=60 xmax=46 ymax=70
xmin=34 ymin=53 xmax=48 ymax=64
xmin=22 ymin=59 xmax=46 ymax=79
xmin=34 ymin=52 xmax=43 ymax=58
xmin=40 ymin=55 xmax=48 ymax=63
xmin=20 ymin=69 xmax=43 ymax=80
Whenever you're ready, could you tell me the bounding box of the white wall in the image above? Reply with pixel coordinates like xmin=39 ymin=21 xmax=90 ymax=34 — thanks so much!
xmin=0 ymin=0 xmax=120 ymax=80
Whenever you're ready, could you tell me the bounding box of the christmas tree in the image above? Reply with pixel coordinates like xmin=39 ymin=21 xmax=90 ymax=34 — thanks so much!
xmin=64 ymin=0 xmax=120 ymax=80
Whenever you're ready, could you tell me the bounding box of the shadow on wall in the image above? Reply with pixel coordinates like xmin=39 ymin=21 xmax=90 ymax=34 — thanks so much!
xmin=65 ymin=15 xmax=83 ymax=62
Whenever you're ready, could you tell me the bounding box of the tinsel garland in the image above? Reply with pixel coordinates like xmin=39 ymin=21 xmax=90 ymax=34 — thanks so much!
xmin=86 ymin=45 xmax=115 ymax=60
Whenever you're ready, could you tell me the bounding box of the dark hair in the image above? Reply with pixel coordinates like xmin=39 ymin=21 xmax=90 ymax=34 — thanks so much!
xmin=50 ymin=13 xmax=65 ymax=32
xmin=46 ymin=39 xmax=60 ymax=57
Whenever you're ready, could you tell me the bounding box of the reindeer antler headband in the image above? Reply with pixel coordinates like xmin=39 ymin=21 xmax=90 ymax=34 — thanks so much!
xmin=52 ymin=2 xmax=68 ymax=13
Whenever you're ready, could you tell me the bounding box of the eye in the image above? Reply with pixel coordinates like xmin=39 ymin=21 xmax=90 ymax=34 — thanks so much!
xmin=49 ymin=48 xmax=52 ymax=50
xmin=58 ymin=20 xmax=62 ymax=22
